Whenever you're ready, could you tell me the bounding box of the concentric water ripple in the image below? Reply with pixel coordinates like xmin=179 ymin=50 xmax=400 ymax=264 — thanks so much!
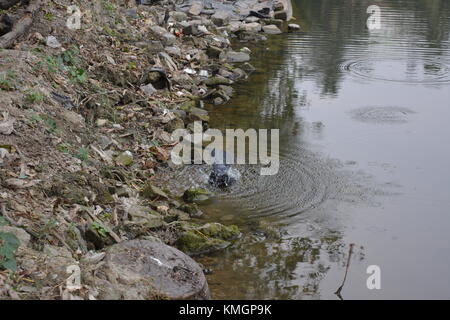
xmin=339 ymin=58 xmax=450 ymax=84
xmin=158 ymin=147 xmax=367 ymax=222
xmin=350 ymin=106 xmax=416 ymax=124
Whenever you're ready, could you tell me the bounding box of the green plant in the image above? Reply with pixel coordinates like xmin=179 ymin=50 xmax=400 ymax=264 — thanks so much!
xmin=91 ymin=222 xmax=109 ymax=238
xmin=31 ymin=114 xmax=43 ymax=122
xmin=75 ymin=147 xmax=89 ymax=161
xmin=0 ymin=232 xmax=20 ymax=272
xmin=68 ymin=66 xmax=87 ymax=83
xmin=0 ymin=216 xmax=8 ymax=226
xmin=44 ymin=117 xmax=58 ymax=133
xmin=57 ymin=143 xmax=70 ymax=154
xmin=103 ymin=1 xmax=115 ymax=13
xmin=24 ymin=89 xmax=44 ymax=104
xmin=0 ymin=70 xmax=15 ymax=91
xmin=44 ymin=12 xmax=54 ymax=20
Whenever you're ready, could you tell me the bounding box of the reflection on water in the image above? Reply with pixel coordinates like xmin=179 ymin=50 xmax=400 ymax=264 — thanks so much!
xmin=180 ymin=0 xmax=450 ymax=299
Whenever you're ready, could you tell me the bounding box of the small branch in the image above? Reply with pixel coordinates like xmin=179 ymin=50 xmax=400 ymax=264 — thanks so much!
xmin=335 ymin=243 xmax=355 ymax=300
xmin=0 ymin=203 xmax=22 ymax=227
xmin=0 ymin=0 xmax=41 ymax=49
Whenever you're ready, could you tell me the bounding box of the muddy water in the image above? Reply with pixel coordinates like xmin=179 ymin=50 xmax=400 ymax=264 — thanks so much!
xmin=178 ymin=0 xmax=450 ymax=299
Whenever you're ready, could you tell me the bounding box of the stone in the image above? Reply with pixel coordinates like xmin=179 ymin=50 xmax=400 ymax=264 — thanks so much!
xmin=211 ymin=11 xmax=230 ymax=27
xmin=176 ymin=222 xmax=240 ymax=255
xmin=241 ymin=62 xmax=256 ymax=74
xmin=189 ymin=1 xmax=203 ymax=16
xmin=96 ymin=118 xmax=108 ymax=127
xmin=241 ymin=22 xmax=262 ymax=33
xmin=262 ymin=24 xmax=283 ymax=35
xmin=165 ymin=46 xmax=182 ymax=57
xmin=274 ymin=10 xmax=288 ymax=21
xmin=223 ymin=51 xmax=251 ymax=63
xmin=262 ymin=18 xmax=284 ymax=28
xmin=274 ymin=2 xmax=285 ymax=11
xmin=46 ymin=36 xmax=61 ymax=48
xmin=204 ymin=75 xmax=233 ymax=87
xmin=165 ymin=118 xmax=185 ymax=133
xmin=188 ymin=107 xmax=209 ymax=122
xmin=84 ymin=240 xmax=210 ymax=299
xmin=140 ymin=83 xmax=157 ymax=96
xmin=288 ymin=23 xmax=301 ymax=31
xmin=140 ymin=184 xmax=169 ymax=200
xmin=124 ymin=8 xmax=138 ymax=19
xmin=0 ymin=226 xmax=30 ymax=248
xmin=170 ymin=11 xmax=187 ymax=22
xmin=148 ymin=26 xmax=176 ymax=46
xmin=206 ymin=46 xmax=223 ymax=59
xmin=115 ymin=151 xmax=134 ymax=166
xmin=245 ymin=16 xmax=260 ymax=23
xmin=183 ymin=188 xmax=212 ymax=203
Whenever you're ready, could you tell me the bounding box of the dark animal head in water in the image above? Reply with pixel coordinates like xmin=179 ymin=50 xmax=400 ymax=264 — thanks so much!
xmin=209 ymin=164 xmax=237 ymax=189
xmin=208 ymin=148 xmax=238 ymax=189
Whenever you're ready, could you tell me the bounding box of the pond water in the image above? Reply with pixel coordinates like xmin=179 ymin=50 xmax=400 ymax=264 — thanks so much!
xmin=184 ymin=0 xmax=450 ymax=299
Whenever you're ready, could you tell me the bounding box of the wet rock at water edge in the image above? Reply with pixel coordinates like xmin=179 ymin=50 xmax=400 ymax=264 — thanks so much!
xmin=274 ymin=10 xmax=288 ymax=21
xmin=204 ymin=75 xmax=233 ymax=87
xmin=223 ymin=51 xmax=251 ymax=63
xmin=140 ymin=183 xmax=169 ymax=200
xmin=262 ymin=25 xmax=283 ymax=35
xmin=240 ymin=22 xmax=262 ymax=33
xmin=83 ymin=240 xmax=210 ymax=299
xmin=288 ymin=24 xmax=301 ymax=31
xmin=183 ymin=188 xmax=212 ymax=203
xmin=176 ymin=222 xmax=241 ymax=256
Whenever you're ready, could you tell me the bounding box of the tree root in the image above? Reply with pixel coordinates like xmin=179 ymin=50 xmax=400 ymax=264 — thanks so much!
xmin=0 ymin=0 xmax=22 ymax=10
xmin=0 ymin=0 xmax=41 ymax=49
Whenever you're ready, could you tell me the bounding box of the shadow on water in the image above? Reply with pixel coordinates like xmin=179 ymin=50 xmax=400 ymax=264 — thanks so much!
xmin=165 ymin=0 xmax=450 ymax=299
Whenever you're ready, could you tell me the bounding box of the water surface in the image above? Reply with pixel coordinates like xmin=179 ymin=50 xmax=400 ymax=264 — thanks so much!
xmin=189 ymin=0 xmax=450 ymax=299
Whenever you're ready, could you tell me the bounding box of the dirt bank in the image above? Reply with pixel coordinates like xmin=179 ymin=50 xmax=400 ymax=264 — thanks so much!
xmin=0 ymin=0 xmax=295 ymax=300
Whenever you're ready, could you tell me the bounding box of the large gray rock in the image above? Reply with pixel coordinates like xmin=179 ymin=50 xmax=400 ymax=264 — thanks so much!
xmin=84 ymin=240 xmax=210 ymax=300
xmin=223 ymin=51 xmax=251 ymax=63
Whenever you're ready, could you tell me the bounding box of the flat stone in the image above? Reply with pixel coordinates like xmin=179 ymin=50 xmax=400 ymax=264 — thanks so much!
xmin=262 ymin=24 xmax=283 ymax=35
xmin=170 ymin=11 xmax=187 ymax=22
xmin=223 ymin=51 xmax=251 ymax=63
xmin=241 ymin=22 xmax=262 ymax=33
xmin=189 ymin=1 xmax=203 ymax=16
xmin=140 ymin=83 xmax=157 ymax=96
xmin=245 ymin=16 xmax=260 ymax=23
xmin=0 ymin=226 xmax=30 ymax=248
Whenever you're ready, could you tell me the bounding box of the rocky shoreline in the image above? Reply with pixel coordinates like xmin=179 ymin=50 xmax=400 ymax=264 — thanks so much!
xmin=0 ymin=0 xmax=296 ymax=299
